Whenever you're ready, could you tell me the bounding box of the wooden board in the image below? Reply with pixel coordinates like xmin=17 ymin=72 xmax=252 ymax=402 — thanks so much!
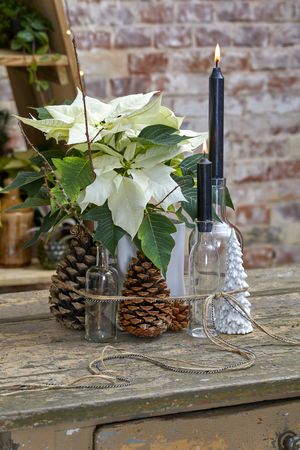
xmin=0 ymin=265 xmax=300 ymax=433
xmin=95 ymin=399 xmax=300 ymax=450
xmin=0 ymin=263 xmax=54 ymax=290
xmin=2 ymin=0 xmax=79 ymax=146
xmin=0 ymin=50 xmax=68 ymax=67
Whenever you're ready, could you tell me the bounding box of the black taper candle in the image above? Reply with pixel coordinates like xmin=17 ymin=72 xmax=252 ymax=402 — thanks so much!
xmin=208 ymin=45 xmax=224 ymax=179
xmin=197 ymin=154 xmax=212 ymax=232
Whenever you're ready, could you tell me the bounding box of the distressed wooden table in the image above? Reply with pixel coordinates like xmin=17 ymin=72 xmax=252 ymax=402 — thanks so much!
xmin=0 ymin=263 xmax=54 ymax=294
xmin=0 ymin=265 xmax=300 ymax=450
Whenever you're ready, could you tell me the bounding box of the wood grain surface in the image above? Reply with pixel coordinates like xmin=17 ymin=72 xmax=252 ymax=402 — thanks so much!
xmin=0 ymin=265 xmax=299 ymax=433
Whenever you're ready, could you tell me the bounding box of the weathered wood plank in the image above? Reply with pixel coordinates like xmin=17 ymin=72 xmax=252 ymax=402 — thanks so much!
xmin=95 ymin=399 xmax=300 ymax=450
xmin=0 ymin=266 xmax=300 ymax=433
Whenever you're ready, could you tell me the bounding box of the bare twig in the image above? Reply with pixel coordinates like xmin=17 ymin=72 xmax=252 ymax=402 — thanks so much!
xmin=20 ymin=124 xmax=93 ymax=237
xmin=64 ymin=0 xmax=94 ymax=176
xmin=154 ymin=185 xmax=179 ymax=209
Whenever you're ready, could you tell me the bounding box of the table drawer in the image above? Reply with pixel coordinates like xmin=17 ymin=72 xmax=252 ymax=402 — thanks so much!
xmin=95 ymin=398 xmax=300 ymax=450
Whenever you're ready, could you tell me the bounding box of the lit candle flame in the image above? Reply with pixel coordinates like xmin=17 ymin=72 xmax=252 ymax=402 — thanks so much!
xmin=202 ymin=139 xmax=208 ymax=155
xmin=79 ymin=70 xmax=85 ymax=77
xmin=214 ymin=43 xmax=221 ymax=66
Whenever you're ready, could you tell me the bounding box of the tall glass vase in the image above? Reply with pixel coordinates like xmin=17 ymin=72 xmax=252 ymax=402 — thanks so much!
xmin=85 ymin=245 xmax=119 ymax=342
xmin=188 ymin=220 xmax=220 ymax=338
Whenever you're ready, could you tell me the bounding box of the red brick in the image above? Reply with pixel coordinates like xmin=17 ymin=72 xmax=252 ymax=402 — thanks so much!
xmin=151 ymin=73 xmax=207 ymax=95
xmin=139 ymin=4 xmax=174 ymax=23
xmin=222 ymin=48 xmax=251 ymax=71
xmin=236 ymin=205 xmax=270 ymax=226
xmin=69 ymin=3 xmax=135 ymax=27
xmin=272 ymin=24 xmax=300 ymax=46
xmin=85 ymin=78 xmax=107 ymax=99
xmin=290 ymin=47 xmax=300 ymax=68
xmin=233 ymin=160 xmax=300 ymax=184
xmin=226 ymin=73 xmax=266 ymax=95
xmin=233 ymin=136 xmax=288 ymax=159
xmin=214 ymin=2 xmax=252 ymax=21
xmin=269 ymin=114 xmax=300 ymax=135
xmin=245 ymin=93 xmax=300 ymax=115
xmin=243 ymin=245 xmax=275 ymax=269
xmin=195 ymin=27 xmax=231 ymax=47
xmin=110 ymin=76 xmax=150 ymax=97
xmin=76 ymin=30 xmax=110 ymax=50
xmin=171 ymin=49 xmax=212 ymax=72
xmin=154 ymin=27 xmax=192 ymax=48
xmin=176 ymin=3 xmax=213 ymax=23
xmin=173 ymin=96 xmax=208 ymax=117
xmin=267 ymin=73 xmax=300 ymax=92
xmin=253 ymin=2 xmax=290 ymax=22
xmin=250 ymin=48 xmax=289 ymax=71
xmin=274 ymin=202 xmax=300 ymax=221
xmin=128 ymin=52 xmax=169 ymax=74
xmin=241 ymin=226 xmax=282 ymax=246
xmin=114 ymin=28 xmax=151 ymax=49
xmin=274 ymin=244 xmax=300 ymax=265
xmin=232 ymin=26 xmax=270 ymax=47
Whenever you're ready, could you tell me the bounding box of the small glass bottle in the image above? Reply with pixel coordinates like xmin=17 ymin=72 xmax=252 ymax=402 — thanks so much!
xmin=189 ymin=178 xmax=242 ymax=289
xmin=188 ymin=220 xmax=220 ymax=338
xmin=85 ymin=245 xmax=119 ymax=342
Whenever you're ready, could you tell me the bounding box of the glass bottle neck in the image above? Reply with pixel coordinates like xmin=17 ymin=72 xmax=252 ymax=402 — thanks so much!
xmin=196 ymin=231 xmax=215 ymax=245
xmin=212 ymin=178 xmax=227 ymax=221
xmin=96 ymin=245 xmax=109 ymax=268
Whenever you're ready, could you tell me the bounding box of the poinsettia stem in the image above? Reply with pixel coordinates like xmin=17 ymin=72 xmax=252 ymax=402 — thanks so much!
xmin=64 ymin=0 xmax=95 ymax=177
xmin=154 ymin=185 xmax=179 ymax=208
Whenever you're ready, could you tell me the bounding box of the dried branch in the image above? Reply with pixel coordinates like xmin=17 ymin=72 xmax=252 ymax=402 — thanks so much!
xmin=20 ymin=124 xmax=93 ymax=237
xmin=154 ymin=185 xmax=179 ymax=209
xmin=64 ymin=0 xmax=94 ymax=176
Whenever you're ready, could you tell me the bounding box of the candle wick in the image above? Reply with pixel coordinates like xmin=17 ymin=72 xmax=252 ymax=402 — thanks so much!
xmin=215 ymin=60 xmax=219 ymax=68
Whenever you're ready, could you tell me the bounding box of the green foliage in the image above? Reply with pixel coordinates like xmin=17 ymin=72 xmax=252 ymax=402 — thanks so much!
xmin=83 ymin=203 xmax=126 ymax=255
xmin=138 ymin=212 xmax=176 ymax=277
xmin=0 ymin=171 xmax=44 ymax=193
xmin=0 ymin=0 xmax=52 ymax=91
xmin=0 ymin=110 xmax=9 ymax=157
xmin=180 ymin=153 xmax=204 ymax=176
xmin=24 ymin=209 xmax=63 ymax=249
xmin=52 ymin=157 xmax=94 ymax=202
xmin=134 ymin=125 xmax=192 ymax=147
xmin=7 ymin=197 xmax=50 ymax=211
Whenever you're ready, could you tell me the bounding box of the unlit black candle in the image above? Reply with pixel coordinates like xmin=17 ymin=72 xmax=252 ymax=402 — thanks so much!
xmin=197 ymin=157 xmax=212 ymax=229
xmin=208 ymin=64 xmax=224 ymax=179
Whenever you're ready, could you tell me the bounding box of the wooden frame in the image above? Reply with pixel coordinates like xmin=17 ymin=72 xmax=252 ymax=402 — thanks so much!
xmin=0 ymin=0 xmax=79 ymax=145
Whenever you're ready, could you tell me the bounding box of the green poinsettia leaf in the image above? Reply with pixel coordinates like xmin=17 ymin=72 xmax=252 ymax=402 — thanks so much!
xmin=23 ymin=209 xmax=61 ymax=249
xmin=180 ymin=153 xmax=204 ymax=176
xmin=52 ymin=157 xmax=94 ymax=202
xmin=135 ymin=124 xmax=192 ymax=146
xmin=30 ymin=149 xmax=66 ymax=166
xmin=225 ymin=186 xmax=235 ymax=210
xmin=7 ymin=197 xmax=50 ymax=211
xmin=83 ymin=203 xmax=126 ymax=255
xmin=0 ymin=171 xmax=44 ymax=193
xmin=35 ymin=106 xmax=52 ymax=120
xmin=172 ymin=174 xmax=197 ymax=220
xmin=138 ymin=212 xmax=176 ymax=277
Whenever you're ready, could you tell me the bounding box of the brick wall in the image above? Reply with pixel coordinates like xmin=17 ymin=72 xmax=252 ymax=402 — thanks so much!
xmin=1 ymin=0 xmax=300 ymax=268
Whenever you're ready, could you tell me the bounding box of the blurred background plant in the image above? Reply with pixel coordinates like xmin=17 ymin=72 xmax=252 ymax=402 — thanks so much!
xmin=0 ymin=0 xmax=53 ymax=91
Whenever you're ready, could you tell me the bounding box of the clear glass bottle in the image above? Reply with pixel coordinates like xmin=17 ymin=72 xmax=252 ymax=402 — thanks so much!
xmin=212 ymin=178 xmax=243 ymax=287
xmin=85 ymin=245 xmax=119 ymax=342
xmin=188 ymin=220 xmax=220 ymax=338
xmin=189 ymin=178 xmax=242 ymax=289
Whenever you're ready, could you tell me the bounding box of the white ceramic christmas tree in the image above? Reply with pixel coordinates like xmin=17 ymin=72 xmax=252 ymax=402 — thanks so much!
xmin=214 ymin=229 xmax=253 ymax=334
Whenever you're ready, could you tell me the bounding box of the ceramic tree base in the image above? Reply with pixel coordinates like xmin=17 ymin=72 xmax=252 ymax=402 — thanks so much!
xmin=214 ymin=229 xmax=253 ymax=335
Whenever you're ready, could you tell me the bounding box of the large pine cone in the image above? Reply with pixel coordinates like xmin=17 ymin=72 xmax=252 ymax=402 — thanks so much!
xmin=169 ymin=300 xmax=190 ymax=331
xmin=49 ymin=225 xmax=97 ymax=330
xmin=119 ymin=251 xmax=172 ymax=337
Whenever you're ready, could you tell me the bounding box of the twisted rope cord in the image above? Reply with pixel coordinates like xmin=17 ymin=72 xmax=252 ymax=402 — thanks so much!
xmin=1 ymin=289 xmax=299 ymax=395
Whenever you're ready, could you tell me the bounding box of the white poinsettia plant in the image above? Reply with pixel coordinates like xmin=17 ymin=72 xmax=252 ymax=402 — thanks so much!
xmin=2 ymin=90 xmax=211 ymax=275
